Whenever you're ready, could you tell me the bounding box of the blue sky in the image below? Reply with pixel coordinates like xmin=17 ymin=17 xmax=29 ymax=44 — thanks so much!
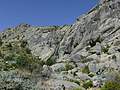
xmin=0 ymin=0 xmax=98 ymax=31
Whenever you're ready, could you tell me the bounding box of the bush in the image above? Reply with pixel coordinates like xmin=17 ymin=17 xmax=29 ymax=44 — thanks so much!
xmin=88 ymin=72 xmax=95 ymax=77
xmin=15 ymin=54 xmax=28 ymax=68
xmin=83 ymin=80 xmax=93 ymax=89
xmin=65 ymin=63 xmax=74 ymax=71
xmin=4 ymin=54 xmax=15 ymax=61
xmin=101 ymin=81 xmax=120 ymax=90
xmin=70 ymin=79 xmax=80 ymax=85
xmin=45 ymin=57 xmax=56 ymax=66
xmin=81 ymin=65 xmax=90 ymax=74
xmin=101 ymin=72 xmax=120 ymax=90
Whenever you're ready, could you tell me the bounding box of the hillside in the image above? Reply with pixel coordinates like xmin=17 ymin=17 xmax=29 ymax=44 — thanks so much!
xmin=0 ymin=0 xmax=120 ymax=90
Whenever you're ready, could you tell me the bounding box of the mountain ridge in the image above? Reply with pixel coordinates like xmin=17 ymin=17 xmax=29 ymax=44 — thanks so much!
xmin=0 ymin=0 xmax=120 ymax=90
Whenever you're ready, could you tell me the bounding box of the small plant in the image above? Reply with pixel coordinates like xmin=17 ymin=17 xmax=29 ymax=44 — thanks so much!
xmin=45 ymin=57 xmax=56 ymax=66
xmin=88 ymin=72 xmax=95 ymax=77
xmin=112 ymin=55 xmax=117 ymax=61
xmin=102 ymin=45 xmax=110 ymax=53
xmin=15 ymin=54 xmax=28 ymax=68
xmin=101 ymin=81 xmax=120 ymax=90
xmin=101 ymin=72 xmax=120 ymax=90
xmin=83 ymin=80 xmax=93 ymax=89
xmin=69 ymin=79 xmax=80 ymax=85
xmin=65 ymin=63 xmax=74 ymax=71
xmin=4 ymin=54 xmax=15 ymax=61
xmin=81 ymin=65 xmax=90 ymax=74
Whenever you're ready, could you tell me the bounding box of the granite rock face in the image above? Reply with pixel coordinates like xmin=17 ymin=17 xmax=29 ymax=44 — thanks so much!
xmin=0 ymin=0 xmax=120 ymax=90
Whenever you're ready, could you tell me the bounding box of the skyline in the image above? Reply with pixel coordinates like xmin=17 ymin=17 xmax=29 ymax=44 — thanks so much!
xmin=0 ymin=0 xmax=98 ymax=31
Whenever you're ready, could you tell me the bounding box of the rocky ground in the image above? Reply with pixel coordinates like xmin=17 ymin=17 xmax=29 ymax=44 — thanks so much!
xmin=0 ymin=0 xmax=120 ymax=90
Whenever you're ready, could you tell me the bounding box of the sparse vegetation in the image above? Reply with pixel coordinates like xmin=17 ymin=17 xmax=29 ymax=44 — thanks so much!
xmin=45 ymin=57 xmax=56 ymax=66
xmin=0 ymin=41 xmax=43 ymax=72
xmin=73 ymin=87 xmax=82 ymax=90
xmin=69 ymin=79 xmax=80 ymax=85
xmin=102 ymin=45 xmax=110 ymax=54
xmin=101 ymin=72 xmax=120 ymax=90
xmin=101 ymin=81 xmax=120 ymax=90
xmin=65 ymin=63 xmax=74 ymax=71
xmin=81 ymin=65 xmax=90 ymax=74
xmin=112 ymin=55 xmax=117 ymax=61
xmin=88 ymin=72 xmax=95 ymax=77
xmin=83 ymin=80 xmax=93 ymax=89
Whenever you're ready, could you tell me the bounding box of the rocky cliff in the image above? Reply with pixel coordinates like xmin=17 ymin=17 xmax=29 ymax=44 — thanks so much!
xmin=0 ymin=0 xmax=120 ymax=90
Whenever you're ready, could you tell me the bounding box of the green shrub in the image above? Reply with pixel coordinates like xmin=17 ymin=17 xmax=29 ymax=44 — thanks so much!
xmin=65 ymin=63 xmax=74 ymax=71
xmin=88 ymin=72 xmax=95 ymax=77
xmin=45 ymin=57 xmax=56 ymax=66
xmin=4 ymin=54 xmax=15 ymax=61
xmin=0 ymin=40 xmax=43 ymax=72
xmin=70 ymin=79 xmax=80 ymax=85
xmin=81 ymin=65 xmax=90 ymax=74
xmin=83 ymin=80 xmax=93 ymax=89
xmin=101 ymin=81 xmax=120 ymax=90
xmin=15 ymin=54 xmax=28 ymax=68
xmin=101 ymin=72 xmax=120 ymax=90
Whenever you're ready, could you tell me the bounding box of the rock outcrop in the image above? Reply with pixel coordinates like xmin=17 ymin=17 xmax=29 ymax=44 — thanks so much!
xmin=0 ymin=0 xmax=120 ymax=90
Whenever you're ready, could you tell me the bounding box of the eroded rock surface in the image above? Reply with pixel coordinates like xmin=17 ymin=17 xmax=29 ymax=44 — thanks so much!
xmin=0 ymin=0 xmax=120 ymax=90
